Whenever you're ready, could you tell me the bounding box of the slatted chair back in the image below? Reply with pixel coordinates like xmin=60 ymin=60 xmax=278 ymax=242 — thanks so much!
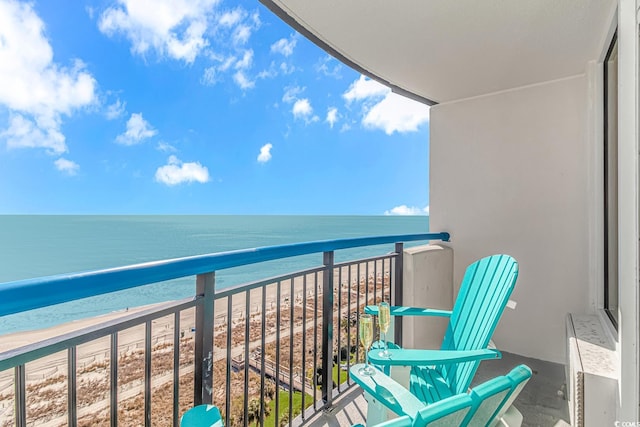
xmin=440 ymin=254 xmax=519 ymax=395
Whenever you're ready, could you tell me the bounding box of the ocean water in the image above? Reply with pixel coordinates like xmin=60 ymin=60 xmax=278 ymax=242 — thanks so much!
xmin=0 ymin=215 xmax=429 ymax=334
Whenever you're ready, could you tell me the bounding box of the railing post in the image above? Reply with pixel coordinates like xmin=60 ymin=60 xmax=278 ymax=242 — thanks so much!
xmin=194 ymin=272 xmax=215 ymax=405
xmin=321 ymin=251 xmax=335 ymax=406
xmin=15 ymin=365 xmax=26 ymax=427
xmin=393 ymin=243 xmax=404 ymax=347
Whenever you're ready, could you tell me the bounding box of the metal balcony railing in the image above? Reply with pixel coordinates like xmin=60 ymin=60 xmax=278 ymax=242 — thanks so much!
xmin=0 ymin=232 xmax=450 ymax=427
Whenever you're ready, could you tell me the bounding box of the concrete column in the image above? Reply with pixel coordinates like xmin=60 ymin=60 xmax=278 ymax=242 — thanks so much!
xmin=402 ymin=244 xmax=453 ymax=350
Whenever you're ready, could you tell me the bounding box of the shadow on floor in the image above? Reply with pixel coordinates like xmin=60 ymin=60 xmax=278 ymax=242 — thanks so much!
xmin=473 ymin=351 xmax=571 ymax=427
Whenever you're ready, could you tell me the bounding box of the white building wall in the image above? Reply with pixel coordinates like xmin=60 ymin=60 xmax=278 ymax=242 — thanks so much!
xmin=616 ymin=0 xmax=639 ymax=420
xmin=429 ymin=75 xmax=590 ymax=363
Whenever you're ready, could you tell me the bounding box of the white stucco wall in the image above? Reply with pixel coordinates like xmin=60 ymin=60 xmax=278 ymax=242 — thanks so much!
xmin=429 ymin=75 xmax=590 ymax=363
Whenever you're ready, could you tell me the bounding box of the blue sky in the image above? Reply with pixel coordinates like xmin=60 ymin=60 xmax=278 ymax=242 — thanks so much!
xmin=0 ymin=0 xmax=430 ymax=215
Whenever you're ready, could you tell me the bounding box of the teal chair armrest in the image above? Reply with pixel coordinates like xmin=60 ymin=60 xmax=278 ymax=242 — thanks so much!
xmin=365 ymin=305 xmax=452 ymax=318
xmin=368 ymin=348 xmax=501 ymax=367
xmin=349 ymin=364 xmax=424 ymax=419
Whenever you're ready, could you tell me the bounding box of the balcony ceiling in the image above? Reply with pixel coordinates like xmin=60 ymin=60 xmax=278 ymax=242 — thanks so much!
xmin=261 ymin=0 xmax=615 ymax=104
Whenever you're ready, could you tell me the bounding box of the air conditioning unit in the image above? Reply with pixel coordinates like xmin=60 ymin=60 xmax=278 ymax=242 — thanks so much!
xmin=565 ymin=314 xmax=617 ymax=426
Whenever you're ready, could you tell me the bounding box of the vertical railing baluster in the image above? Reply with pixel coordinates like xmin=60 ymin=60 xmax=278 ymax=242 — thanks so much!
xmin=110 ymin=332 xmax=118 ymax=427
xmin=382 ymin=258 xmax=387 ymax=302
xmin=321 ymin=251 xmax=334 ymax=406
xmin=260 ymin=286 xmax=267 ymax=427
xmin=15 ymin=364 xmax=26 ymax=427
xmin=195 ymin=272 xmax=215 ymax=406
xmin=275 ymin=280 xmax=281 ymax=426
xmin=347 ymin=264 xmax=352 ymax=384
xmin=365 ymin=261 xmax=370 ymax=308
xmin=313 ymin=271 xmax=318 ymax=407
xmin=394 ymin=243 xmax=404 ymax=346
xmin=68 ymin=346 xmax=77 ymax=427
xmin=145 ymin=320 xmax=152 ymax=427
xmin=374 ymin=259 xmax=378 ymax=304
xmin=301 ymin=274 xmax=307 ymax=418
xmin=356 ymin=263 xmax=361 ymax=364
xmin=225 ymin=296 xmax=232 ymax=425
xmin=243 ymin=291 xmax=250 ymax=427
xmin=337 ymin=266 xmax=342 ymax=388
xmin=173 ymin=311 xmax=181 ymax=427
xmin=259 ymin=286 xmax=267 ymax=427
xmin=289 ymin=278 xmax=294 ymax=425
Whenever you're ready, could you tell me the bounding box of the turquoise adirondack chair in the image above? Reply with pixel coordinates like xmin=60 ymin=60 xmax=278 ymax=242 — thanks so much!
xmin=181 ymin=404 xmax=224 ymax=427
xmin=363 ymin=254 xmax=519 ymax=416
xmin=350 ymin=363 xmax=532 ymax=427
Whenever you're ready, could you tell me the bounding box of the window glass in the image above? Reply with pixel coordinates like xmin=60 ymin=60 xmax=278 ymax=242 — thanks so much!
xmin=604 ymin=33 xmax=618 ymax=327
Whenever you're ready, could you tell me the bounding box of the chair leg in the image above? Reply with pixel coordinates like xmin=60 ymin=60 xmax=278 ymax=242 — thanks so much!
xmin=495 ymin=405 xmax=523 ymax=427
xmin=364 ymin=392 xmax=390 ymax=427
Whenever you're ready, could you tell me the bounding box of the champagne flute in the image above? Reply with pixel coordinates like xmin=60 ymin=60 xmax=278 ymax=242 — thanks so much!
xmin=358 ymin=313 xmax=375 ymax=376
xmin=378 ymin=301 xmax=391 ymax=358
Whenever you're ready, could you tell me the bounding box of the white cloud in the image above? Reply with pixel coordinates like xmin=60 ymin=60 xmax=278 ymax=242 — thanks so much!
xmin=343 ymin=75 xmax=430 ymax=135
xmin=343 ymin=75 xmax=389 ymax=103
xmin=279 ymin=62 xmax=295 ymax=75
xmin=55 ymin=157 xmax=80 ymax=175
xmin=255 ymin=60 xmax=295 ymax=82
xmin=2 ymin=114 xmax=65 ymax=153
xmin=156 ymin=141 xmax=177 ymax=152
xmin=235 ymin=50 xmax=253 ymax=70
xmin=233 ymin=71 xmax=255 ymax=90
xmin=293 ymin=99 xmax=312 ymax=118
xmin=316 ymin=55 xmax=342 ymax=78
xmin=232 ymin=25 xmax=252 ymax=45
xmin=257 ymin=143 xmax=272 ymax=163
xmin=326 ymin=107 xmax=338 ymax=129
xmin=98 ymin=1 xmax=262 ymax=90
xmin=292 ymin=99 xmax=319 ymax=124
xmin=218 ymin=8 xmax=243 ymax=27
xmin=0 ymin=0 xmax=97 ymax=155
xmin=216 ymin=55 xmax=236 ymax=72
xmin=155 ymin=155 xmax=210 ymax=185
xmin=384 ymin=205 xmax=429 ymax=216
xmin=199 ymin=7 xmax=261 ymax=90
xmin=256 ymin=64 xmax=277 ymax=80
xmin=116 ymin=113 xmax=157 ymax=145
xmin=282 ymin=86 xmax=304 ymax=104
xmin=201 ymin=66 xmax=218 ymax=86
xmin=105 ymin=99 xmax=126 ymax=120
xmin=363 ymin=93 xmax=430 ymax=135
xmin=270 ymin=35 xmax=297 ymax=57
xmin=98 ymin=0 xmax=218 ymax=64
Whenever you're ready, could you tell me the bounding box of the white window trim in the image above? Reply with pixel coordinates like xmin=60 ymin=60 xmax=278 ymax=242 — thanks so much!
xmin=617 ymin=0 xmax=640 ymax=421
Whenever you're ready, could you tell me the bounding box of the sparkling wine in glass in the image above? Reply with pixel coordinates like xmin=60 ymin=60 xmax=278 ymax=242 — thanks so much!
xmin=358 ymin=313 xmax=375 ymax=376
xmin=378 ymin=301 xmax=391 ymax=358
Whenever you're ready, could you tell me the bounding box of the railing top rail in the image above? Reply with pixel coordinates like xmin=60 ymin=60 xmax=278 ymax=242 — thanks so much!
xmin=0 ymin=232 xmax=449 ymax=317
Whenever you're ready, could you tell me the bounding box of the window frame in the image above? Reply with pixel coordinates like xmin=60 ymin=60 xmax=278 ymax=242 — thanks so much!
xmin=603 ymin=30 xmax=618 ymax=329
